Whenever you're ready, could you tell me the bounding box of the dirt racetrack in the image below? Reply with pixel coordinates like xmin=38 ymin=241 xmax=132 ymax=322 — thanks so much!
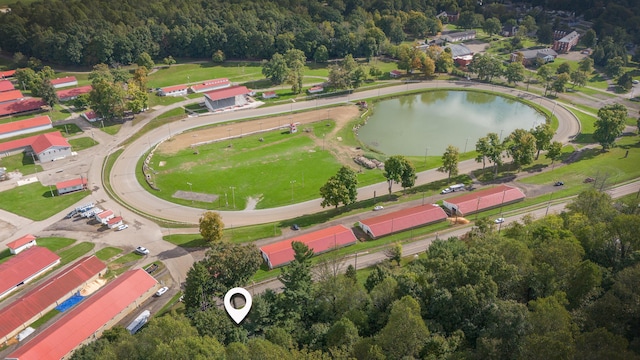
xmin=158 ymin=105 xmax=362 ymax=155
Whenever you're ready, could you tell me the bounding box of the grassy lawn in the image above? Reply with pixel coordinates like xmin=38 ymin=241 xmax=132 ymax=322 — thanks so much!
xmin=54 ymin=123 xmax=83 ymax=136
xmin=0 ymin=248 xmax=11 ymax=264
xmin=578 ymin=86 xmax=616 ymax=99
xmin=157 ymin=107 xmax=188 ymax=120
xmin=148 ymin=94 xmax=187 ymax=107
xmin=0 ymin=152 xmax=43 ymax=175
xmin=520 ymin=136 xmax=640 ymax=188
xmin=112 ymin=252 xmax=145 ymax=265
xmin=95 ymin=247 xmax=123 ymax=261
xmin=147 ymin=62 xmax=264 ymax=89
xmin=148 ymin=128 xmax=347 ymax=210
xmin=165 ymin=223 xmax=284 ymax=247
xmin=68 ymin=137 xmax=99 ymax=151
xmin=30 ymin=309 xmax=61 ymax=328
xmin=94 ymin=120 xmax=122 ymax=136
xmin=37 ymin=237 xmax=76 ymax=252
xmin=164 ymin=234 xmax=208 ymax=248
xmin=0 ymin=182 xmax=89 ymax=220
xmin=58 ymin=242 xmax=95 ymax=265
xmin=571 ymin=109 xmax=598 ymax=144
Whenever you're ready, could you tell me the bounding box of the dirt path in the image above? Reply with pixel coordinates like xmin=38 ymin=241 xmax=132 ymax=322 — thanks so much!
xmin=157 ymin=105 xmax=362 ymax=157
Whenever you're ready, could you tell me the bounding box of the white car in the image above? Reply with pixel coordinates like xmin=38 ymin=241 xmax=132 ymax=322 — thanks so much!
xmin=373 ymin=205 xmax=384 ymax=211
xmin=441 ymin=188 xmax=453 ymax=194
xmin=155 ymin=286 xmax=169 ymax=297
xmin=116 ymin=224 xmax=128 ymax=231
xmin=494 ymin=217 xmax=505 ymax=224
xmin=135 ymin=246 xmax=149 ymax=255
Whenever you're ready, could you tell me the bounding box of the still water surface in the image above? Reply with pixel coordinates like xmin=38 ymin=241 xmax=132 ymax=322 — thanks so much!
xmin=357 ymin=91 xmax=546 ymax=156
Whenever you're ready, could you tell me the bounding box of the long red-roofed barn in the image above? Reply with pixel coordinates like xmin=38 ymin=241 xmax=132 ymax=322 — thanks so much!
xmin=56 ymin=85 xmax=92 ymax=102
xmin=49 ymin=76 xmax=78 ymax=89
xmin=5 ymin=234 xmax=37 ymax=255
xmin=0 ymin=80 xmax=15 ymax=92
xmin=260 ymin=225 xmax=357 ymax=269
xmin=442 ymin=184 xmax=526 ymax=216
xmin=157 ymin=84 xmax=188 ymax=97
xmin=0 ymin=98 xmax=45 ymax=118
xmin=358 ymin=204 xmax=448 ymax=239
xmin=0 ymin=115 xmax=52 ymax=140
xmin=0 ymin=90 xmax=24 ymax=104
xmin=0 ymin=256 xmax=106 ymax=344
xmin=0 ymin=70 xmax=16 ymax=79
xmin=0 ymin=246 xmax=60 ymax=300
xmin=189 ymin=78 xmax=230 ymax=93
xmin=5 ymin=269 xmax=157 ymax=360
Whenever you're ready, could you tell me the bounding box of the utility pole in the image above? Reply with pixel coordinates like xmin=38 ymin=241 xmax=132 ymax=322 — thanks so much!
xmin=290 ymin=180 xmax=296 ymax=201
xmin=229 ymin=186 xmax=236 ymax=209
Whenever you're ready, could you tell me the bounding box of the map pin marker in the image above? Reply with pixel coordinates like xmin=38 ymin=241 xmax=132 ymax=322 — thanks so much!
xmin=224 ymin=287 xmax=252 ymax=324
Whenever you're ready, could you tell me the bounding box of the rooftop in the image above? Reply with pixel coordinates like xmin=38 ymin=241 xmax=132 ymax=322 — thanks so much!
xmin=50 ymin=76 xmax=77 ymax=86
xmin=6 ymin=234 xmax=36 ymax=250
xmin=6 ymin=269 xmax=157 ymax=360
xmin=360 ymin=205 xmax=448 ymax=238
xmin=0 ymin=80 xmax=15 ymax=92
xmin=0 ymin=98 xmax=45 ymax=117
xmin=56 ymin=85 xmax=92 ymax=99
xmin=55 ymin=177 xmax=87 ymax=190
xmin=160 ymin=84 xmax=188 ymax=93
xmin=0 ymin=115 xmax=51 ymax=136
xmin=204 ymin=85 xmax=250 ymax=102
xmin=0 ymin=247 xmax=60 ymax=298
xmin=0 ymin=90 xmax=24 ymax=103
xmin=0 ymin=131 xmax=69 ymax=154
xmin=444 ymin=185 xmax=526 ymax=215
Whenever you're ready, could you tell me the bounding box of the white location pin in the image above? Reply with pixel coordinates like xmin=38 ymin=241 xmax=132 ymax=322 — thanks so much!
xmin=223 ymin=287 xmax=252 ymax=324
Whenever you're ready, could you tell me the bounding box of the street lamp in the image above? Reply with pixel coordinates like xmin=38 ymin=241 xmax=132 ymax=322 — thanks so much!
xmin=424 ymin=147 xmax=429 ymax=166
xmin=187 ymin=182 xmax=193 ymax=203
xmin=322 ymin=133 xmax=325 ymax=151
xmin=229 ymin=186 xmax=236 ymax=209
xmin=290 ymin=180 xmax=296 ymax=201
xmin=464 ymin=137 xmax=469 ymax=153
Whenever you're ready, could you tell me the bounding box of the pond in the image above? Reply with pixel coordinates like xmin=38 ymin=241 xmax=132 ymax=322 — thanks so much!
xmin=357 ymin=90 xmax=547 ymax=156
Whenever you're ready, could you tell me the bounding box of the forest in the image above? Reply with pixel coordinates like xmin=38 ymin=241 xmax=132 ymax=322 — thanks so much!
xmin=68 ymin=189 xmax=640 ymax=359
xmin=0 ymin=0 xmax=638 ymax=66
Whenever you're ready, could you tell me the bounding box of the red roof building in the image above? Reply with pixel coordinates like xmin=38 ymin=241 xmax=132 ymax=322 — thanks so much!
xmin=0 ymin=98 xmax=45 ymax=117
xmin=260 ymin=225 xmax=357 ymax=269
xmin=95 ymin=210 xmax=115 ymax=224
xmin=203 ymin=86 xmax=250 ymax=112
xmin=0 ymin=131 xmax=71 ymax=162
xmin=0 ymin=90 xmax=24 ymax=104
xmin=0 ymin=115 xmax=52 ymax=140
xmin=262 ymin=91 xmax=277 ymax=99
xmin=307 ymin=86 xmax=324 ymax=94
xmin=55 ymin=177 xmax=87 ymax=195
xmin=0 ymin=256 xmax=106 ymax=344
xmin=390 ymin=70 xmax=403 ymax=78
xmin=442 ymin=184 xmax=526 ymax=216
xmin=0 ymin=80 xmax=15 ymax=92
xmin=5 ymin=269 xmax=157 ymax=360
xmin=0 ymin=70 xmax=16 ymax=79
xmin=107 ymin=216 xmax=123 ymax=229
xmin=6 ymin=234 xmax=37 ymax=255
xmin=190 ymin=78 xmax=230 ymax=93
xmin=158 ymin=84 xmax=188 ymax=97
xmin=50 ymin=76 xmax=78 ymax=89
xmin=359 ymin=204 xmax=448 ymax=238
xmin=0 ymin=246 xmax=61 ymax=299
xmin=82 ymin=111 xmax=100 ymax=122
xmin=56 ymin=85 xmax=92 ymax=101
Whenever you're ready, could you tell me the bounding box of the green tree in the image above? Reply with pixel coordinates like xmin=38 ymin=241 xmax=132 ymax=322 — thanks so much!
xmin=279 ymin=241 xmax=314 ymax=318
xmin=531 ymin=123 xmax=554 ymax=160
xmin=212 ymin=50 xmax=225 ymax=63
xmin=545 ymin=141 xmax=563 ymax=165
xmin=199 ymin=211 xmax=224 ymax=243
xmin=184 ymin=261 xmax=214 ymax=312
xmin=605 ymin=56 xmax=624 ymax=78
xmin=552 ymin=72 xmax=571 ymax=95
xmin=286 ymin=59 xmax=304 ymax=94
xmin=581 ymin=29 xmax=597 ymax=48
xmin=617 ymin=72 xmax=633 ymax=91
xmin=125 ymin=81 xmax=149 ymax=113
xmin=377 ymin=296 xmax=429 ymax=359
xmin=506 ymin=129 xmax=536 ymax=169
xmin=520 ymin=294 xmax=577 ymax=360
xmin=570 ymin=70 xmax=587 ymax=88
xmin=556 ymin=62 xmax=571 ymax=74
xmin=351 ymin=66 xmax=367 ymax=88
xmin=136 ymin=52 xmax=154 ymax=73
xmin=579 ymin=57 xmax=594 ymax=74
xmin=132 ymin=67 xmax=148 ymax=90
xmin=190 ymin=307 xmax=248 ymax=345
xmin=383 ymin=155 xmax=416 ymax=195
xmin=385 ymin=243 xmax=402 ymax=265
xmin=437 ymin=145 xmax=460 ymax=182
xmin=575 ymin=328 xmax=638 ymax=360
xmin=421 ymin=56 xmax=435 ymax=77
xmin=537 ymin=64 xmax=554 ymax=96
xmin=327 ymin=64 xmax=351 ymax=89
xmin=325 ymin=317 xmax=360 ymax=353
xmin=162 ymin=55 xmax=176 ymax=67
xmin=475 ymin=136 xmax=490 ymax=172
xmin=40 ymin=78 xmax=58 ymax=108
xmin=504 ymin=62 xmax=525 ymax=85
xmin=14 ymin=68 xmax=37 ymax=91
xmin=521 ymin=15 xmax=537 ymax=34
xmin=487 ymin=132 xmax=505 ymax=176
xmin=88 ymin=77 xmax=126 ymax=119
xmin=262 ymin=53 xmax=289 ymax=85
xmin=203 ymin=241 xmax=263 ymax=294
xmin=319 ymin=166 xmax=358 ymax=209
xmin=483 ymin=18 xmax=502 ymax=36
xmin=594 ymin=104 xmax=627 ymax=150
xmin=313 ymin=45 xmax=329 ymax=63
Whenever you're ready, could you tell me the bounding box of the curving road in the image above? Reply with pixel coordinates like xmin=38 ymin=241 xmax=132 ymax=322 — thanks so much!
xmin=110 ymin=81 xmax=580 ymax=226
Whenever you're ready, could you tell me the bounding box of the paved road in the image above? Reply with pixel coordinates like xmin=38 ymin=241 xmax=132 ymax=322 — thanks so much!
xmin=247 ymin=180 xmax=640 ymax=294
xmin=109 ymin=80 xmax=581 ymax=226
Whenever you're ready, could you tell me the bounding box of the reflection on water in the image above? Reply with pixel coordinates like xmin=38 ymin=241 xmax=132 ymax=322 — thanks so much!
xmin=357 ymin=91 xmax=546 ymax=156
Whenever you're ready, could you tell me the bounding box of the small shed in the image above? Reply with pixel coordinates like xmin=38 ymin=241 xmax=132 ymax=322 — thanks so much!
xmin=6 ymin=234 xmax=37 ymax=255
xmin=307 ymin=86 xmax=324 ymax=94
xmin=262 ymin=91 xmax=277 ymax=99
xmin=107 ymin=216 xmax=123 ymax=229
xmin=390 ymin=70 xmax=403 ymax=78
xmin=95 ymin=210 xmax=115 ymax=225
xmin=56 ymin=177 xmax=87 ymax=195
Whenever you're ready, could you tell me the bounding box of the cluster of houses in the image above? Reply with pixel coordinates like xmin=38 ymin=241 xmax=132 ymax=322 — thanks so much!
xmin=0 ymin=234 xmax=158 ymax=358
xmin=260 ymin=184 xmax=525 ymax=269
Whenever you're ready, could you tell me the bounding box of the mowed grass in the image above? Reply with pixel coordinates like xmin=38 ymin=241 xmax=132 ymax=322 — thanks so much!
xmin=572 ymin=109 xmax=598 ymax=144
xmin=151 ymin=129 xmax=345 ymax=209
xmin=520 ymin=136 xmax=640 ymax=187
xmin=37 ymin=237 xmax=76 ymax=251
xmin=68 ymin=137 xmax=99 ymax=151
xmin=165 ymin=223 xmax=284 ymax=247
xmin=147 ymin=62 xmax=264 ymax=89
xmin=95 ymin=247 xmax=123 ymax=261
xmin=0 ymin=182 xmax=89 ymax=220
xmin=58 ymin=242 xmax=95 ymax=265
xmin=0 ymin=152 xmax=43 ymax=175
